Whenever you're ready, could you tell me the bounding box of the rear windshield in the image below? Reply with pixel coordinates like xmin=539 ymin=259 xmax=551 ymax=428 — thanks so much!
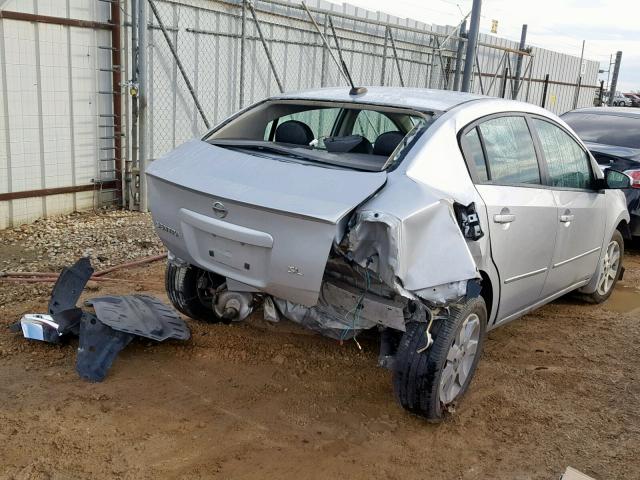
xmin=203 ymin=101 xmax=431 ymax=172
xmin=562 ymin=112 xmax=640 ymax=149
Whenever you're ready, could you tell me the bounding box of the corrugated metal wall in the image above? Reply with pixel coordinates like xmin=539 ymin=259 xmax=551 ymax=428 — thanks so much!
xmin=0 ymin=0 xmax=114 ymax=228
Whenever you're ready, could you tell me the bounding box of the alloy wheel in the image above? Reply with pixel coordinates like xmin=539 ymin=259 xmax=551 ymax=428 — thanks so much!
xmin=439 ymin=313 xmax=481 ymax=404
xmin=596 ymin=240 xmax=621 ymax=296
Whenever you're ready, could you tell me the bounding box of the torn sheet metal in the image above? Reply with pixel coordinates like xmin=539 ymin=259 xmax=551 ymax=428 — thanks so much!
xmin=86 ymin=294 xmax=190 ymax=341
xmin=414 ymin=280 xmax=468 ymax=305
xmin=274 ymin=279 xmax=406 ymax=340
xmin=347 ymin=195 xmax=479 ymax=303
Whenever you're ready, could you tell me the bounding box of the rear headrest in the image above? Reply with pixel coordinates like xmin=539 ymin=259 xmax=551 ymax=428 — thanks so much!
xmin=373 ymin=131 xmax=405 ymax=156
xmin=274 ymin=120 xmax=314 ymax=146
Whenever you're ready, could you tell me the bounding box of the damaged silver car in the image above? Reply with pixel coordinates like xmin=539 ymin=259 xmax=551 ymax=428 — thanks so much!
xmin=147 ymin=87 xmax=631 ymax=420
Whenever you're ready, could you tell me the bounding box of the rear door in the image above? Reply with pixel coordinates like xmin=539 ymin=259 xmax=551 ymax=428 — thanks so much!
xmin=530 ymin=118 xmax=606 ymax=296
xmin=461 ymin=115 xmax=557 ymax=322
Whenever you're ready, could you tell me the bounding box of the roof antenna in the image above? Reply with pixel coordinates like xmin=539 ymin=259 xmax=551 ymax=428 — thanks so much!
xmin=328 ymin=16 xmax=367 ymax=96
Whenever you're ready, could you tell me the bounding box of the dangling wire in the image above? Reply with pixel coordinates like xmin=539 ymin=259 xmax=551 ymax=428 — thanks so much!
xmin=340 ymin=258 xmax=373 ymax=349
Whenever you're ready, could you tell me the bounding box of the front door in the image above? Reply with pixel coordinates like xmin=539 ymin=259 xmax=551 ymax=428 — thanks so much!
xmin=530 ymin=118 xmax=607 ymax=296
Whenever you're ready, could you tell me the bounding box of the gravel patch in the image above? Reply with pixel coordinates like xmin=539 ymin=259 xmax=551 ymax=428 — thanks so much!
xmin=0 ymin=210 xmax=164 ymax=273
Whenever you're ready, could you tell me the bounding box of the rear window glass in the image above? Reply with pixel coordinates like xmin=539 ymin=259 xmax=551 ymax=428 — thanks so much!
xmin=352 ymin=110 xmax=398 ymax=144
xmin=562 ymin=112 xmax=640 ymax=149
xmin=264 ymin=108 xmax=341 ymax=148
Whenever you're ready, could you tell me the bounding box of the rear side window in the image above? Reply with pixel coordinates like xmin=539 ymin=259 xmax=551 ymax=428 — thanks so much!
xmin=478 ymin=116 xmax=540 ymax=185
xmin=533 ymin=119 xmax=592 ymax=189
xmin=462 ymin=128 xmax=489 ymax=182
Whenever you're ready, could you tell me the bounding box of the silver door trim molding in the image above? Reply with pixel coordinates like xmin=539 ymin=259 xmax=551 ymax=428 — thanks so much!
xmin=504 ymin=267 xmax=548 ymax=284
xmin=495 ymin=278 xmax=590 ymax=327
xmin=552 ymin=246 xmax=601 ymax=269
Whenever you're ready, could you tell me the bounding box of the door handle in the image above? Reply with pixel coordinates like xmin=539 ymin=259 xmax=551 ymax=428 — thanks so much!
xmin=559 ymin=214 xmax=574 ymax=223
xmin=493 ymin=214 xmax=516 ymax=224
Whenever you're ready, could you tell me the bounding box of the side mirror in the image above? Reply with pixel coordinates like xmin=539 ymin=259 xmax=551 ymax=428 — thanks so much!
xmin=604 ymin=168 xmax=632 ymax=189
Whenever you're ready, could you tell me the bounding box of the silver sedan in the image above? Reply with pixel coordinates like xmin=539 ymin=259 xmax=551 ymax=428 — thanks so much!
xmin=148 ymin=87 xmax=631 ymax=420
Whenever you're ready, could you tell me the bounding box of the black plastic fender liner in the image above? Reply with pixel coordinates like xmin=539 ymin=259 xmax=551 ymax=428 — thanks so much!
xmin=85 ymin=294 xmax=190 ymax=341
xmin=48 ymin=257 xmax=94 ymax=316
xmin=76 ymin=313 xmax=134 ymax=382
xmin=54 ymin=307 xmax=84 ymax=336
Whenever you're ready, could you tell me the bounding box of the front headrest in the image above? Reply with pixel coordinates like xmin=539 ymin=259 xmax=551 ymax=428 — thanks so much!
xmin=274 ymin=120 xmax=315 ymax=146
xmin=373 ymin=131 xmax=405 ymax=156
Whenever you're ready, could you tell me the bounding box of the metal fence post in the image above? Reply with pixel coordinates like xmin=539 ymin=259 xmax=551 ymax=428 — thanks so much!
xmin=572 ymin=39 xmax=584 ymax=109
xmin=130 ymin=0 xmax=139 ymax=210
xmin=461 ymin=0 xmax=481 ymax=92
xmin=320 ymin=14 xmax=328 ymax=87
xmin=387 ymin=26 xmax=404 ymax=87
xmin=138 ymin=0 xmax=149 ymax=212
xmin=598 ymin=79 xmax=604 ymax=106
xmin=301 ymin=2 xmax=349 ymax=84
xmin=500 ymin=66 xmax=508 ymax=98
xmin=452 ymin=20 xmax=466 ymax=91
xmin=607 ymin=51 xmax=622 ymax=106
xmin=246 ymin=0 xmax=284 ymax=93
xmin=380 ymin=26 xmax=388 ymax=86
xmin=239 ymin=0 xmax=246 ymax=108
xmin=512 ymin=24 xmax=527 ymax=99
xmin=572 ymin=76 xmax=582 ymax=109
xmin=541 ymin=73 xmax=550 ymax=108
xmin=524 ymin=56 xmax=533 ymax=102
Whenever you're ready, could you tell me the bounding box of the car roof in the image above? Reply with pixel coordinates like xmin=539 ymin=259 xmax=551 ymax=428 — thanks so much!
xmin=565 ymin=106 xmax=640 ymax=118
xmin=270 ymin=86 xmax=489 ymax=113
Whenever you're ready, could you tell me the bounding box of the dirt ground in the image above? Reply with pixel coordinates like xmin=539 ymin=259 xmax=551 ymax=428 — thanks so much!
xmin=1 ymin=212 xmax=639 ymax=480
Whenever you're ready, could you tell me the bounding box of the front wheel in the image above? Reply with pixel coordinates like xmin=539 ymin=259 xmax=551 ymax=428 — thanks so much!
xmin=584 ymin=230 xmax=624 ymax=303
xmin=393 ymin=296 xmax=487 ymax=421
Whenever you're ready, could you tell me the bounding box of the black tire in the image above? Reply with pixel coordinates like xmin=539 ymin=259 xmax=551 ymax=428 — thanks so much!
xmin=583 ymin=230 xmax=624 ymax=304
xmin=393 ymin=296 xmax=487 ymax=421
xmin=165 ymin=262 xmax=224 ymax=321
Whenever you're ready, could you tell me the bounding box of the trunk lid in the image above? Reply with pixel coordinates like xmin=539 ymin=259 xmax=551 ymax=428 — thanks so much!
xmin=147 ymin=140 xmax=386 ymax=305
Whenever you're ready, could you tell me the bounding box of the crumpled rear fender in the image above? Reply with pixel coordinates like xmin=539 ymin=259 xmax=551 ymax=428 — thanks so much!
xmin=345 ymin=175 xmax=480 ymax=303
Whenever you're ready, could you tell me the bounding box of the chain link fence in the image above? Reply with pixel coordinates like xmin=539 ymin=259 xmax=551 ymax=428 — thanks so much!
xmin=141 ymin=0 xmax=600 ymax=162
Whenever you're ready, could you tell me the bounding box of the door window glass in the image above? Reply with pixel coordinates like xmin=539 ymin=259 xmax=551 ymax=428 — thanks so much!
xmin=478 ymin=116 xmax=540 ymax=185
xmin=533 ymin=119 xmax=592 ymax=189
xmin=462 ymin=128 xmax=489 ymax=182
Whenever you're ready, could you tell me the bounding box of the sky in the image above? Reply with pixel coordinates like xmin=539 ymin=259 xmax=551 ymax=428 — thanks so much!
xmin=324 ymin=0 xmax=640 ymax=91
